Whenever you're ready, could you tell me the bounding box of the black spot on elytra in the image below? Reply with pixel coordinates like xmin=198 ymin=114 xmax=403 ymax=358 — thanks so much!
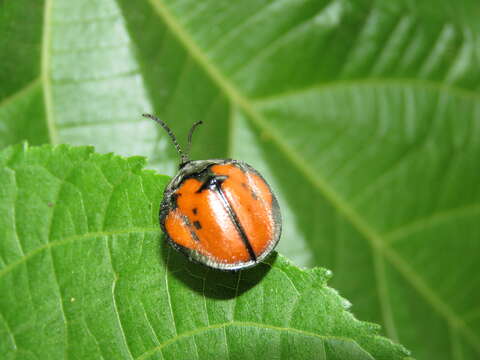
xmin=192 ymin=208 xmax=198 ymax=215
xmin=193 ymin=221 xmax=202 ymax=230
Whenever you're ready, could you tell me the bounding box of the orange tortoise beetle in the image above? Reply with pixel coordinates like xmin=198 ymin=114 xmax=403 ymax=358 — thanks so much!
xmin=144 ymin=114 xmax=281 ymax=271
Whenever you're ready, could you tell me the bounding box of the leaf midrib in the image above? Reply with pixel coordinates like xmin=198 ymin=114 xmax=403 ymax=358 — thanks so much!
xmin=146 ymin=0 xmax=480 ymax=353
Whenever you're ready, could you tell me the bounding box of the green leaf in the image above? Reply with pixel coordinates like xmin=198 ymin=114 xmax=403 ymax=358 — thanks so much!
xmin=1 ymin=0 xmax=480 ymax=358
xmin=0 ymin=144 xmax=409 ymax=359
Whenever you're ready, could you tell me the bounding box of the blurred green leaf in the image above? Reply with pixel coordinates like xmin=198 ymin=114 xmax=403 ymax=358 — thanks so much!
xmin=0 ymin=144 xmax=410 ymax=359
xmin=1 ymin=0 xmax=480 ymax=358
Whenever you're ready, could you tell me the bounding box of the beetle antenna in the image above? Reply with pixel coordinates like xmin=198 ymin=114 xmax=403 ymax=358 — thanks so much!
xmin=186 ymin=120 xmax=203 ymax=158
xmin=143 ymin=113 xmax=188 ymax=165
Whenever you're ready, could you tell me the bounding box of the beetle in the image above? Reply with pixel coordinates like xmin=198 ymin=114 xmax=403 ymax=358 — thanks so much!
xmin=144 ymin=113 xmax=281 ymax=270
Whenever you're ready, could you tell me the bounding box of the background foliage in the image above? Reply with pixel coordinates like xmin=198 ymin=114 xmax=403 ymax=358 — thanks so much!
xmin=1 ymin=0 xmax=480 ymax=358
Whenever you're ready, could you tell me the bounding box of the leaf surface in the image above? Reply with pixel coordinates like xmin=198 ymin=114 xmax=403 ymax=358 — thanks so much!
xmin=1 ymin=0 xmax=480 ymax=358
xmin=0 ymin=144 xmax=410 ymax=359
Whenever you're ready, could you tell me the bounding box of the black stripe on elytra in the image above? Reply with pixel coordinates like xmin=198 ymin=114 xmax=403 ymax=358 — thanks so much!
xmin=197 ymin=175 xmax=257 ymax=261
xmin=195 ymin=175 xmax=226 ymax=193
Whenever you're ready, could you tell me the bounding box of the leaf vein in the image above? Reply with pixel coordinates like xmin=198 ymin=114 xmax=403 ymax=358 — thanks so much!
xmin=0 ymin=78 xmax=41 ymax=110
xmin=49 ymin=247 xmax=69 ymax=359
xmin=207 ymin=0 xmax=282 ymax=55
xmin=223 ymin=326 xmax=231 ymax=360
xmin=41 ymin=0 xmax=59 ymax=144
xmin=51 ymin=42 xmax=130 ymax=55
xmin=0 ymin=228 xmax=160 ymax=279
xmin=373 ymin=249 xmax=398 ymax=341
xmin=164 ymin=247 xmax=178 ymax=336
xmin=52 ymin=69 xmax=140 ymax=86
xmin=230 ymin=1 xmax=333 ymax=78
xmin=385 ymin=202 xmax=480 ymax=243
xmin=0 ymin=311 xmax=17 ymax=352
xmin=105 ymin=238 xmax=135 ymax=360
xmin=51 ymin=14 xmax=122 ymax=26
xmin=252 ymin=78 xmax=480 ymax=104
xmin=135 ymin=321 xmax=373 ymax=360
xmin=10 ymin=168 xmax=26 ymax=257
xmin=140 ymin=298 xmax=161 ymax=346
